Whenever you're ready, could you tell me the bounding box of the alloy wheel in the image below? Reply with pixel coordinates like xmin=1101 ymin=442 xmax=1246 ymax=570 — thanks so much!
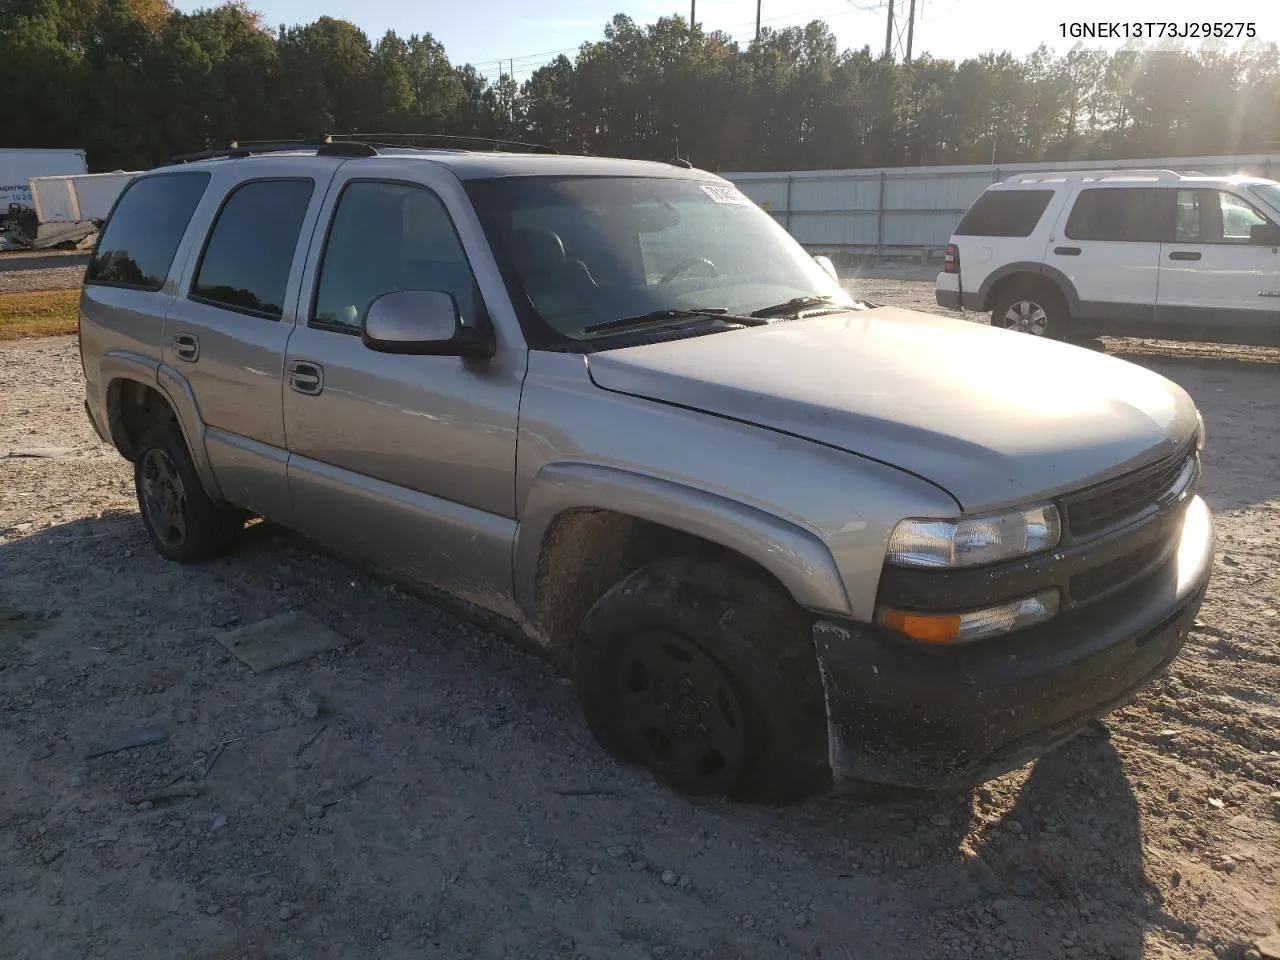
xmin=139 ymin=448 xmax=188 ymax=550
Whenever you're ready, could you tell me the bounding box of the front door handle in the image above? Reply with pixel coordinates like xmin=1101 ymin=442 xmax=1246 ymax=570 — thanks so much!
xmin=1168 ymin=251 xmax=1202 ymax=261
xmin=287 ymin=361 xmax=324 ymax=396
xmin=1054 ymin=246 xmax=1081 ymax=256
xmin=173 ymin=333 xmax=199 ymax=362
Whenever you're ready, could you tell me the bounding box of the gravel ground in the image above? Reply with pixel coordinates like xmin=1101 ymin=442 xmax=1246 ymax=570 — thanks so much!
xmin=2 ymin=322 xmax=1279 ymax=956
xmin=0 ymin=251 xmax=90 ymax=294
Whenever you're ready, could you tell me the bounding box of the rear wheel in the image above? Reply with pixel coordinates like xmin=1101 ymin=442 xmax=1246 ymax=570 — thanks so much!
xmin=134 ymin=424 xmax=243 ymax=563
xmin=573 ymin=557 xmax=831 ymax=803
xmin=990 ymin=281 xmax=1068 ymax=339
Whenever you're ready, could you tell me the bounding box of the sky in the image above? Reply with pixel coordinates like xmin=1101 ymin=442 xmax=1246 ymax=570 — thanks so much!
xmin=172 ymin=0 xmax=1280 ymax=84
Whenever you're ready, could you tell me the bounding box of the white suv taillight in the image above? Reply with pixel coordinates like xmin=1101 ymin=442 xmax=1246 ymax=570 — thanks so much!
xmin=943 ymin=243 xmax=960 ymax=274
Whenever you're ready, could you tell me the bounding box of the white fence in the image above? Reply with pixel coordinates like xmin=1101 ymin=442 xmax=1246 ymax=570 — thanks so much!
xmin=724 ymin=154 xmax=1280 ymax=257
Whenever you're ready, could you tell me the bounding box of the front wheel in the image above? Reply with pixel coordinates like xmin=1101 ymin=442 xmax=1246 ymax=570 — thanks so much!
xmin=573 ymin=558 xmax=831 ymax=802
xmin=990 ymin=283 xmax=1068 ymax=339
xmin=134 ymin=423 xmax=243 ymax=563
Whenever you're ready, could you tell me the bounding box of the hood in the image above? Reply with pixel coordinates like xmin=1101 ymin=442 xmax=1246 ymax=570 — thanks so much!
xmin=584 ymin=307 xmax=1200 ymax=511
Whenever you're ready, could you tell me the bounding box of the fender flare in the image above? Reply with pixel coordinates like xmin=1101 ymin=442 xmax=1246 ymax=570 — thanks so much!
xmin=512 ymin=461 xmax=854 ymax=622
xmin=99 ymin=351 xmax=224 ymax=504
xmin=977 ymin=261 xmax=1081 ymax=313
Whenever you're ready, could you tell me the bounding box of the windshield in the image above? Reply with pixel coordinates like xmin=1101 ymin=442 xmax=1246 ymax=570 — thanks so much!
xmin=465 ymin=176 xmax=853 ymax=345
xmin=1248 ymin=182 xmax=1280 ymax=216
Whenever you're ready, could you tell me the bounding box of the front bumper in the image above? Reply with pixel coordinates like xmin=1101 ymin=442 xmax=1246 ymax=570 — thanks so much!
xmin=813 ymin=495 xmax=1214 ymax=791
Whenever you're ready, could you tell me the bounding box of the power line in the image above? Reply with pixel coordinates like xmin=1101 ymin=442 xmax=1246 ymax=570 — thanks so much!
xmin=470 ymin=1 xmax=882 ymax=85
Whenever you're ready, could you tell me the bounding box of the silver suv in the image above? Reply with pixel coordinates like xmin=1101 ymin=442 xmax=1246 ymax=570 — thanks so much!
xmin=79 ymin=141 xmax=1214 ymax=802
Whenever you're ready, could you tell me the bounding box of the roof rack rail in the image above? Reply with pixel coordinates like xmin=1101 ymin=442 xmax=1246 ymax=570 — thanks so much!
xmin=1003 ymin=169 xmax=1185 ymax=184
xmin=157 ymin=136 xmax=378 ymax=167
xmin=329 ymin=132 xmax=558 ymax=155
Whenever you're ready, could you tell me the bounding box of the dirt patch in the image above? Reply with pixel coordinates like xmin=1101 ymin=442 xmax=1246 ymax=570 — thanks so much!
xmin=1 ymin=336 xmax=1277 ymax=960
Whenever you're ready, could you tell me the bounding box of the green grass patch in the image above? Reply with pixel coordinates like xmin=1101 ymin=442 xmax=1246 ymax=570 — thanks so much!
xmin=0 ymin=290 xmax=80 ymax=340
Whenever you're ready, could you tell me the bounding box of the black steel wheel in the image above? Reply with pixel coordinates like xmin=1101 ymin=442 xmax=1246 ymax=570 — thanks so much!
xmin=613 ymin=630 xmax=748 ymax=796
xmin=574 ymin=557 xmax=831 ymax=803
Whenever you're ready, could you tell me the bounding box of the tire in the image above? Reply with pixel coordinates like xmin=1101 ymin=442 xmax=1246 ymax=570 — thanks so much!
xmin=990 ymin=281 xmax=1069 ymax=339
xmin=133 ymin=423 xmax=242 ymax=563
xmin=573 ymin=557 xmax=831 ymax=803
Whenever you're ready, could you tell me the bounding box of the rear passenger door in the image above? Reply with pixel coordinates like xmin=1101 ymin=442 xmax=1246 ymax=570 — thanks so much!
xmin=1052 ymin=186 xmax=1171 ymax=332
xmin=281 ymin=161 xmax=526 ymax=612
xmin=163 ymin=159 xmax=342 ymax=522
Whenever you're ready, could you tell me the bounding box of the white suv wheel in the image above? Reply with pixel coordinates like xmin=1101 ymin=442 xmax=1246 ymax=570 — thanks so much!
xmin=1003 ymin=300 xmax=1049 ymax=336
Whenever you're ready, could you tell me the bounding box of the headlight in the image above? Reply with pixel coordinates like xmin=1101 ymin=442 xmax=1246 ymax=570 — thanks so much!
xmin=886 ymin=503 xmax=1061 ymax=569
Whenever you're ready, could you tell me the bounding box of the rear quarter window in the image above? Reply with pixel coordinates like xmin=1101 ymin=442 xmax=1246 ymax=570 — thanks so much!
xmin=85 ymin=173 xmax=210 ymax=290
xmin=954 ymin=190 xmax=1053 ymax=238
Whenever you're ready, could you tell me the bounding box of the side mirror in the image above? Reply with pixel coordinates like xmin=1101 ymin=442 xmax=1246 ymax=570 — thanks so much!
xmin=813 ymin=254 xmax=839 ymax=283
xmin=362 ymin=290 xmax=494 ymax=359
xmin=1249 ymin=223 xmax=1280 ymax=246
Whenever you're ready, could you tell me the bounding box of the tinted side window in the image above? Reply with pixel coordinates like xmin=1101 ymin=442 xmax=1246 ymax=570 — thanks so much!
xmin=191 ymin=179 xmax=315 ymax=318
xmin=312 ymin=182 xmax=479 ymax=331
xmin=954 ymin=190 xmax=1053 ymax=238
xmin=85 ymin=173 xmax=210 ymax=290
xmin=1065 ymin=187 xmax=1171 ymax=243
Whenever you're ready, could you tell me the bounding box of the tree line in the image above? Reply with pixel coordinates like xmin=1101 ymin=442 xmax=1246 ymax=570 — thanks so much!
xmin=3 ymin=0 xmax=1279 ymax=173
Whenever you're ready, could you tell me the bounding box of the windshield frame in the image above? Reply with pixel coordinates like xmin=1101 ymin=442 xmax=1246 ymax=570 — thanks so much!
xmin=464 ymin=173 xmax=850 ymax=351
xmin=1247 ymin=182 xmax=1280 ymax=219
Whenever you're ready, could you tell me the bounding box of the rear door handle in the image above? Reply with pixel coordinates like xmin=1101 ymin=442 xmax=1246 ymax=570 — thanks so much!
xmin=287 ymin=361 xmax=324 ymax=396
xmin=1054 ymin=246 xmax=1081 ymax=256
xmin=173 ymin=333 xmax=199 ymax=362
xmin=1169 ymin=251 xmax=1202 ymax=261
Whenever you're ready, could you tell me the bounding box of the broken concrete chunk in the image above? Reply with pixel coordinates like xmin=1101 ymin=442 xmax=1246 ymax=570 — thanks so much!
xmin=215 ymin=611 xmax=348 ymax=673
xmin=4 ymin=447 xmax=77 ymax=459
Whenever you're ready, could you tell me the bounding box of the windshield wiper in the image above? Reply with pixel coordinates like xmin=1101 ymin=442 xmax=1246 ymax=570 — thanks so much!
xmin=582 ymin=308 xmax=764 ymax=336
xmin=749 ymin=294 xmax=838 ymax=318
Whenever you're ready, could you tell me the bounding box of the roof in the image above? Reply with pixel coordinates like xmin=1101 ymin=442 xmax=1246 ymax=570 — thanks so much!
xmin=995 ymin=169 xmax=1277 ymax=188
xmin=156 ymin=146 xmax=720 ymax=182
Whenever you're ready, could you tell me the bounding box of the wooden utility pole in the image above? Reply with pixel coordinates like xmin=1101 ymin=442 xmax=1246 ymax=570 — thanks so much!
xmin=883 ymin=0 xmax=894 ymax=58
xmin=690 ymin=0 xmax=696 ymax=28
xmin=756 ymin=0 xmax=761 ymax=39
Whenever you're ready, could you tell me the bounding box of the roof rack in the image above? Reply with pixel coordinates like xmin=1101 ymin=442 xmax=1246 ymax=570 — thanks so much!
xmin=1003 ymin=169 xmax=1186 ymax=184
xmin=329 ymin=132 xmax=558 ymax=155
xmin=157 ymin=137 xmax=378 ymax=167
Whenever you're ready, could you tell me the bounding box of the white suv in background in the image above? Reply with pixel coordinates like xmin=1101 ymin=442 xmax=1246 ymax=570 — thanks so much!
xmin=935 ymin=169 xmax=1280 ymax=346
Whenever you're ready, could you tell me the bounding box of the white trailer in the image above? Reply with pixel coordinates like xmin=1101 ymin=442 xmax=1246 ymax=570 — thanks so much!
xmin=30 ymin=171 xmax=137 ymax=224
xmin=0 ymin=148 xmax=87 ymax=212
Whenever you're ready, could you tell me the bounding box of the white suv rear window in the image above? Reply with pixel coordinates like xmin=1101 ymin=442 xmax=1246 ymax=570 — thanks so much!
xmin=954 ymin=190 xmax=1053 ymax=238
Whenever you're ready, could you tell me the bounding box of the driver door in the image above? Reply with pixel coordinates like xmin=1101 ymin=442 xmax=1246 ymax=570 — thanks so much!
xmin=1157 ymin=188 xmax=1280 ymax=343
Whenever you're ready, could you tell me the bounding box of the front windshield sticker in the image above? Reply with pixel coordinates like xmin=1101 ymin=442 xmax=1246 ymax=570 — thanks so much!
xmin=700 ymin=184 xmax=751 ymax=205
